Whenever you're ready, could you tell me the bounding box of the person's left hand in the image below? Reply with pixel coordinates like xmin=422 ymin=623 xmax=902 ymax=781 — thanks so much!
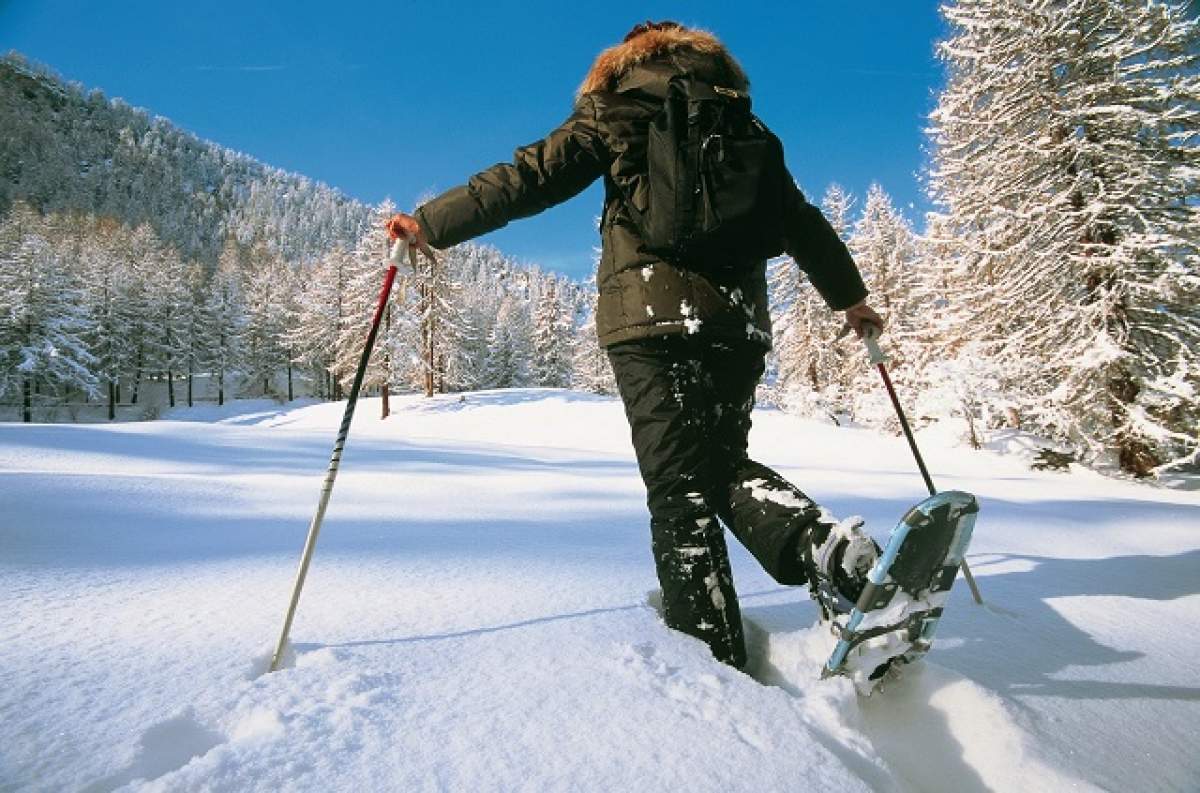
xmin=384 ymin=212 xmax=438 ymax=263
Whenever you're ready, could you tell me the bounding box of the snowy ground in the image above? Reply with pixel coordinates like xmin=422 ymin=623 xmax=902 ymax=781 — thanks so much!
xmin=2 ymin=389 xmax=1198 ymax=792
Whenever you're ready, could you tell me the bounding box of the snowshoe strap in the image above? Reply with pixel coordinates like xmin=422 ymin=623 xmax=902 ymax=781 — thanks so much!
xmin=834 ymin=607 xmax=944 ymax=655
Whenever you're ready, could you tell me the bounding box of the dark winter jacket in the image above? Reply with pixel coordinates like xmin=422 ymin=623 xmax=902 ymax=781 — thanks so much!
xmin=414 ymin=27 xmax=868 ymax=349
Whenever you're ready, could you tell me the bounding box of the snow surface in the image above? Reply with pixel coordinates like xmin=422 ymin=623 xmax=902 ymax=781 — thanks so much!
xmin=2 ymin=389 xmax=1198 ymax=792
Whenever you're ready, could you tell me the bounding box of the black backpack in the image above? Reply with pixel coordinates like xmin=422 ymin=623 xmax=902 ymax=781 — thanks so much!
xmin=611 ymin=74 xmax=789 ymax=271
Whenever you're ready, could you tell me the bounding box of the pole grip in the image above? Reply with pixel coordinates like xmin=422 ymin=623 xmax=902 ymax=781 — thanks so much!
xmin=862 ymin=323 xmax=887 ymax=365
xmin=388 ymin=238 xmax=409 ymax=265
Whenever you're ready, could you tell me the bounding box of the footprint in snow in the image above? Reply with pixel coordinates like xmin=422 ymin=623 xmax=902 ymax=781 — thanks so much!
xmin=82 ymin=710 xmax=223 ymax=792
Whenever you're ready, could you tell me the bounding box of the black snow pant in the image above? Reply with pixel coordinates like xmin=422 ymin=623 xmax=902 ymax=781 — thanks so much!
xmin=607 ymin=336 xmax=825 ymax=669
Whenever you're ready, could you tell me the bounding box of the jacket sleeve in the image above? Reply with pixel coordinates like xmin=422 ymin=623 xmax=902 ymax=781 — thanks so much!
xmin=783 ymin=175 xmax=868 ymax=311
xmin=415 ymin=95 xmax=608 ymax=249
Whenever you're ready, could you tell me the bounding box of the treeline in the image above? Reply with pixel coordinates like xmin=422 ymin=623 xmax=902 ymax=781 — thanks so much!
xmin=0 ymin=199 xmax=613 ymax=421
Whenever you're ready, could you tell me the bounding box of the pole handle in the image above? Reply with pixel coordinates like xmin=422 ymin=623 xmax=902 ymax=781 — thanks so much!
xmin=861 ymin=323 xmax=887 ymax=365
xmin=389 ymin=237 xmax=410 ymax=265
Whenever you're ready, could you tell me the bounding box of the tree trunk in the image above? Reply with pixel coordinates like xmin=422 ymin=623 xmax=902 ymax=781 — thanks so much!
xmin=218 ymin=371 xmax=225 ymax=406
xmin=1111 ymin=365 xmax=1157 ymax=476
xmin=381 ymin=307 xmax=391 ymax=418
xmin=287 ymin=362 xmax=293 ymax=402
xmin=164 ymin=325 xmax=174 ymax=408
xmin=22 ymin=376 xmax=31 ymax=423
xmin=131 ymin=346 xmax=143 ymax=405
xmin=962 ymin=399 xmax=981 ymax=450
xmin=187 ymin=361 xmax=194 ymax=408
xmin=108 ymin=380 xmax=116 ymax=421
xmin=423 ymin=283 xmax=435 ymax=398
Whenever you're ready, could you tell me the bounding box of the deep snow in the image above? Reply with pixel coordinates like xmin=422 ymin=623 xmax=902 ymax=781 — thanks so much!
xmin=1 ymin=390 xmax=1197 ymax=792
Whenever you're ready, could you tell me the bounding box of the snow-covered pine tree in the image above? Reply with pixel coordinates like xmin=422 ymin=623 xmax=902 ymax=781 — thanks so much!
xmin=569 ymin=276 xmax=617 ymax=395
xmin=240 ymin=241 xmax=289 ymax=397
xmin=287 ymin=248 xmax=351 ymax=400
xmin=764 ymin=251 xmax=797 ymax=407
xmin=446 ymin=244 xmax=520 ymax=392
xmin=929 ymin=0 xmax=1200 ymax=475
xmin=181 ymin=262 xmax=210 ymax=407
xmin=847 ymin=184 xmax=924 ymax=427
xmin=531 ymin=277 xmax=574 ymax=388
xmin=123 ymin=224 xmax=169 ymax=407
xmin=0 ymin=204 xmax=98 ymax=421
xmin=136 ymin=229 xmax=191 ymax=408
xmin=272 ymin=260 xmax=300 ymax=402
xmin=769 ymin=184 xmax=859 ymax=422
xmin=850 ymin=185 xmax=921 ymax=331
xmin=403 ymin=243 xmax=468 ymax=398
xmin=483 ymin=295 xmax=533 ymax=389
xmin=78 ymin=216 xmax=140 ymax=419
xmin=380 ymin=256 xmax=426 ymax=396
xmin=821 ymin=184 xmax=855 ymax=241
xmin=441 ymin=265 xmax=493 ymax=392
xmin=203 ymin=239 xmax=245 ymax=405
xmin=908 ymin=212 xmax=1014 ymax=448
xmin=432 ymin=245 xmax=485 ymax=394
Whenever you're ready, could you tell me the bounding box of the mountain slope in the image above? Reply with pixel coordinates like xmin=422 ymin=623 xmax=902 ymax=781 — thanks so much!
xmin=1 ymin=53 xmax=371 ymax=265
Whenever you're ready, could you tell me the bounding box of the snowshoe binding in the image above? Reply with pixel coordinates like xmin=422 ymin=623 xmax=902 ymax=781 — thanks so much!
xmin=821 ymin=491 xmax=979 ymax=695
xmin=806 ymin=515 xmax=881 ymax=620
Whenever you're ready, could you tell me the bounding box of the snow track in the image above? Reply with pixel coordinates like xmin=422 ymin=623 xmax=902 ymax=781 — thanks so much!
xmin=2 ymin=390 xmax=1197 ymax=791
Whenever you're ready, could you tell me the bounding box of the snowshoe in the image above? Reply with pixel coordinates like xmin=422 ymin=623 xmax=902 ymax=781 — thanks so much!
xmin=822 ymin=490 xmax=979 ymax=695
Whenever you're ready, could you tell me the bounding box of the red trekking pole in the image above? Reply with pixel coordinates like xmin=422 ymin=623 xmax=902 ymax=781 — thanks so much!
xmin=269 ymin=238 xmax=422 ymax=672
xmin=861 ymin=326 xmax=985 ymax=605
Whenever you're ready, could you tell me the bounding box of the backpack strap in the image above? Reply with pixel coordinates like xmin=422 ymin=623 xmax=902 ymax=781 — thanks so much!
xmin=604 ymin=171 xmax=649 ymax=232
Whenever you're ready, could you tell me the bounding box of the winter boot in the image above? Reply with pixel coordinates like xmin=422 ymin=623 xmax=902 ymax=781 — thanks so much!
xmin=803 ymin=515 xmax=880 ymax=620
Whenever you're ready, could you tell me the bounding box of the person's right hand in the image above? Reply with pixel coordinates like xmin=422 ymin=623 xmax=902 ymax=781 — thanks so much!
xmin=844 ymin=301 xmax=884 ymax=338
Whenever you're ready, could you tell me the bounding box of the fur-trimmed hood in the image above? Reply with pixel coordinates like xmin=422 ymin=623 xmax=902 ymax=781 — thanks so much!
xmin=577 ymin=26 xmax=748 ymax=98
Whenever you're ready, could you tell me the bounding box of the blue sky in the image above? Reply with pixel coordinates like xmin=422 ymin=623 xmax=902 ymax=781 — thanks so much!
xmin=0 ymin=1 xmax=948 ymax=279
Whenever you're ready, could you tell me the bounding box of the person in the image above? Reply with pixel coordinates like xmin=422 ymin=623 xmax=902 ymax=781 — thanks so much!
xmin=386 ymin=20 xmax=884 ymax=669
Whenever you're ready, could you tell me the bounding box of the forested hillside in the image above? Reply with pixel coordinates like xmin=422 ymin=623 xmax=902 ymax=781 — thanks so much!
xmin=0 ymin=52 xmax=368 ymax=265
xmin=0 ymin=54 xmax=601 ymax=422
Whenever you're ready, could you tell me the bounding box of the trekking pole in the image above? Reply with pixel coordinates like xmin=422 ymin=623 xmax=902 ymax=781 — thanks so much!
xmin=269 ymin=237 xmax=416 ymax=672
xmin=860 ymin=325 xmax=984 ymax=605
